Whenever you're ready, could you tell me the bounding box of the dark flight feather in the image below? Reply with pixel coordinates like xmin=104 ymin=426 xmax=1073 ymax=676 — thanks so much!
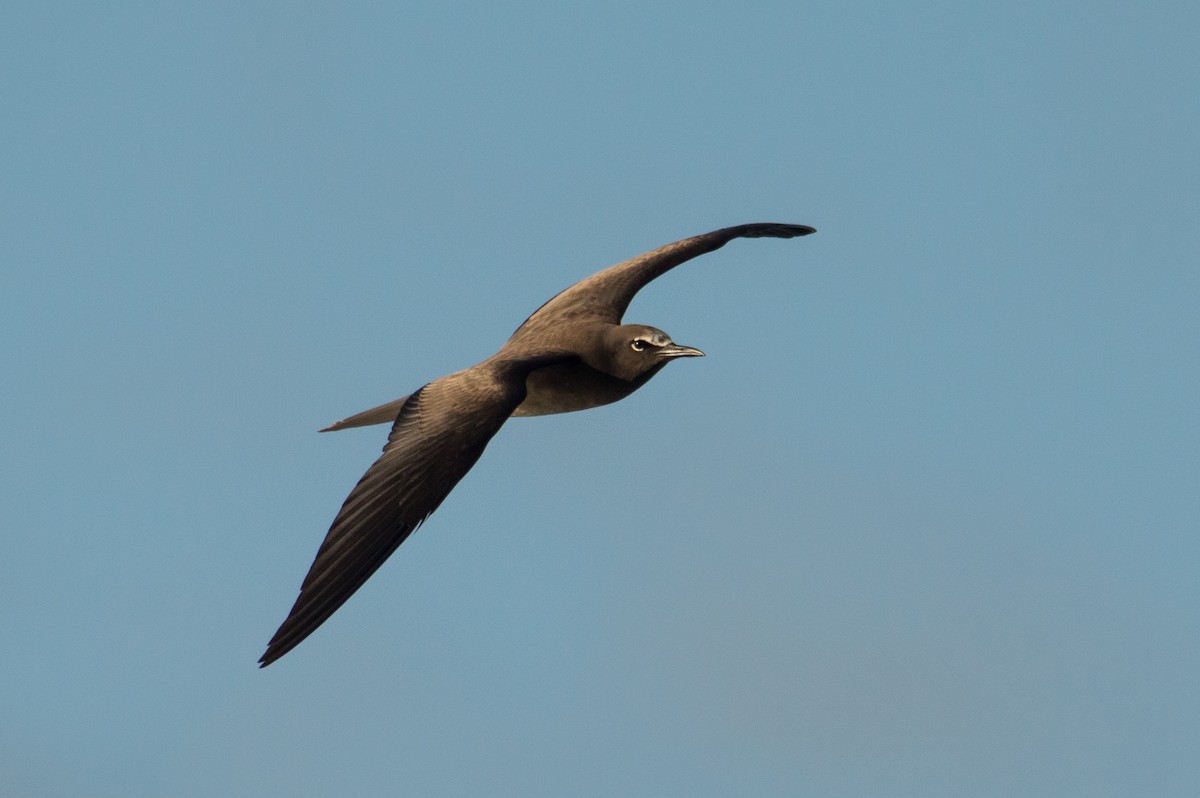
xmin=260 ymin=356 xmax=577 ymax=666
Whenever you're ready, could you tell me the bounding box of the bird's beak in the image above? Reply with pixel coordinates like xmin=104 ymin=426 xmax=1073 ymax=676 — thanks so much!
xmin=657 ymin=343 xmax=705 ymax=359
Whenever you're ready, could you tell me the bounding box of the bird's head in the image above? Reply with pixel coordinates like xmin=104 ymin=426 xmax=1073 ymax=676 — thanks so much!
xmin=602 ymin=324 xmax=704 ymax=381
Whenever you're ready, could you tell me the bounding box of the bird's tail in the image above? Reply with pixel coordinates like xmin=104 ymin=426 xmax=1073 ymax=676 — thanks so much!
xmin=319 ymin=395 xmax=410 ymax=432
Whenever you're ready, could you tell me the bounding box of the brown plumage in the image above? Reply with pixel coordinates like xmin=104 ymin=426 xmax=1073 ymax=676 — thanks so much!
xmin=260 ymin=223 xmax=816 ymax=667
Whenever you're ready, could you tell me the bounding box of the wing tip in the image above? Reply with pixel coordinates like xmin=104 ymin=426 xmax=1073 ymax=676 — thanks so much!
xmin=258 ymin=641 xmax=283 ymax=668
xmin=739 ymin=222 xmax=816 ymax=239
xmin=257 ymin=638 xmax=294 ymax=668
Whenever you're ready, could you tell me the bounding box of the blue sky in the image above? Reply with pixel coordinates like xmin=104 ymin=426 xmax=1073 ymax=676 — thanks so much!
xmin=3 ymin=2 xmax=1198 ymax=796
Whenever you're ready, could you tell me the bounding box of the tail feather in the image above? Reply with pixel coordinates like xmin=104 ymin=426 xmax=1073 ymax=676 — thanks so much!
xmin=319 ymin=395 xmax=410 ymax=432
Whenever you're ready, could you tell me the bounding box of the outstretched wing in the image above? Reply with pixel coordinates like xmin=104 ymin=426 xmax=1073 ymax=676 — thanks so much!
xmin=514 ymin=223 xmax=816 ymax=332
xmin=260 ymin=355 xmax=576 ymax=666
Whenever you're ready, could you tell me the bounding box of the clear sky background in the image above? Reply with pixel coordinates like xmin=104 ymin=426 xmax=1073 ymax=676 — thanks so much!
xmin=3 ymin=2 xmax=1198 ymax=796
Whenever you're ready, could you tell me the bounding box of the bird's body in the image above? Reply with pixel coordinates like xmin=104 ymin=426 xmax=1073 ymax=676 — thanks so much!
xmin=260 ymin=222 xmax=815 ymax=667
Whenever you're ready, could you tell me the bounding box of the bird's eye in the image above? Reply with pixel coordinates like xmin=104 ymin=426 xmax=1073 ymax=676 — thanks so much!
xmin=630 ymin=339 xmax=647 ymax=352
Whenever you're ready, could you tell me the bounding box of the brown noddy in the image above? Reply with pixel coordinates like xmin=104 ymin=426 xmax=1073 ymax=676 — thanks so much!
xmin=259 ymin=222 xmax=816 ymax=667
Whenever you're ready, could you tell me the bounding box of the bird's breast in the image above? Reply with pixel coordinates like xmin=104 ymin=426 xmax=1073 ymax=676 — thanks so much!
xmin=513 ymin=361 xmax=661 ymax=417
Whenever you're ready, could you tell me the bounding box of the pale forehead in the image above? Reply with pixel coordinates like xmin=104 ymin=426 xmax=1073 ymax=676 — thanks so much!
xmin=628 ymin=326 xmax=673 ymax=346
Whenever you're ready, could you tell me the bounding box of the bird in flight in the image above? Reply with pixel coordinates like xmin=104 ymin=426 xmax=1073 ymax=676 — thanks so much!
xmin=260 ymin=222 xmax=816 ymax=667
